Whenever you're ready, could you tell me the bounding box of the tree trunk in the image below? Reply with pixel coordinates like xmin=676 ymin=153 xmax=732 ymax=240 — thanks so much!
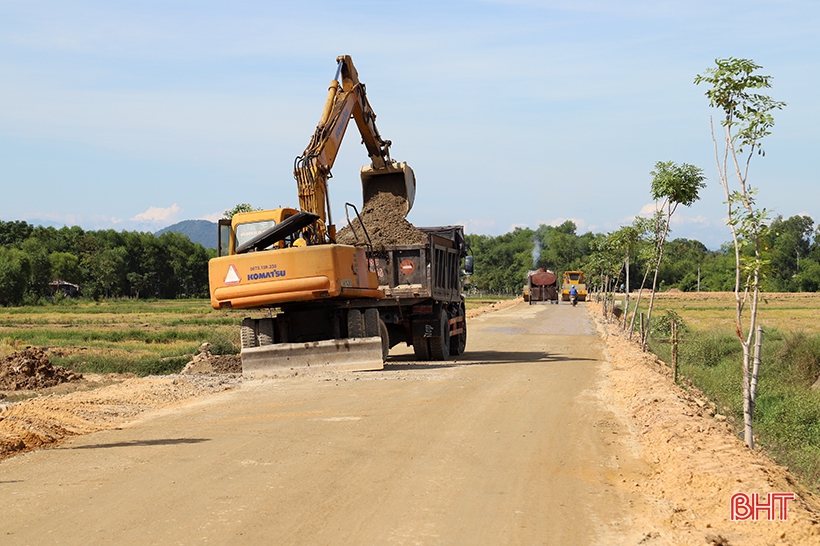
xmin=628 ymin=262 xmax=652 ymax=341
xmin=742 ymin=340 xmax=753 ymax=449
xmin=623 ymin=251 xmax=630 ymax=330
xmin=748 ymin=324 xmax=763 ymax=448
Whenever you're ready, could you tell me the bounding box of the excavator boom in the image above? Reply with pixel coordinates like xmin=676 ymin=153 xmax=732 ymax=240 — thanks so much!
xmin=295 ymin=55 xmax=415 ymax=244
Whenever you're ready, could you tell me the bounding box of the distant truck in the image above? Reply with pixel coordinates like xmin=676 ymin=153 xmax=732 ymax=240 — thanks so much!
xmin=526 ymin=269 xmax=559 ymax=304
xmin=561 ymin=270 xmax=587 ymax=302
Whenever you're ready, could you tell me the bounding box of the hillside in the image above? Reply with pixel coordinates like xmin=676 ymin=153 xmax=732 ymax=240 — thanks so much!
xmin=155 ymin=219 xmax=217 ymax=249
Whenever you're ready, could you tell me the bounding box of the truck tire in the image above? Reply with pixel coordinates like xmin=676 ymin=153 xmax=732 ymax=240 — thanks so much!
xmin=241 ymin=318 xmax=257 ymax=349
xmin=258 ymin=318 xmax=274 ymax=346
xmin=347 ymin=309 xmax=364 ymax=338
xmin=449 ymin=305 xmax=466 ymax=356
xmin=412 ymin=336 xmax=431 ymax=360
xmin=429 ymin=309 xmax=450 ymax=361
xmin=364 ymin=308 xmax=380 ymax=338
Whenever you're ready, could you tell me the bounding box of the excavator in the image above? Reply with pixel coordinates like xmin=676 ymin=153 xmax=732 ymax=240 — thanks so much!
xmin=208 ymin=56 xmax=418 ymax=373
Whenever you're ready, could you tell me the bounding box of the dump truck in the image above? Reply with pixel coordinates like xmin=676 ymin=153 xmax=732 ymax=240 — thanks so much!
xmin=527 ymin=268 xmax=558 ymax=304
xmin=560 ymin=270 xmax=587 ymax=302
xmin=208 ymin=56 xmax=470 ymax=375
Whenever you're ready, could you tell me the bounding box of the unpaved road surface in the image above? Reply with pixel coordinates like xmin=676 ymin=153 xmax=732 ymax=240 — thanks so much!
xmin=1 ymin=301 xmax=819 ymax=545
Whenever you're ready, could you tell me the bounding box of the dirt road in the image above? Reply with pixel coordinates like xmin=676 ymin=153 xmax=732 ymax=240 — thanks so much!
xmin=0 ymin=302 xmax=651 ymax=545
xmin=5 ymin=301 xmax=820 ymax=545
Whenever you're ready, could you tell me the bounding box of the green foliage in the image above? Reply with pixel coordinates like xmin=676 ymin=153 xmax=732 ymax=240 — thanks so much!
xmin=773 ymin=332 xmax=820 ymax=387
xmin=0 ymin=220 xmax=214 ymax=305
xmin=650 ymin=326 xmax=820 ymax=490
xmin=464 ymin=216 xmax=820 ymax=297
xmin=650 ymin=309 xmax=688 ymax=337
xmin=223 ymin=203 xmax=261 ymax=219
xmin=465 ymin=221 xmax=600 ymax=294
xmin=694 ymin=57 xmax=786 ymax=156
xmin=209 ymin=332 xmax=240 ymax=355
xmin=650 ymin=161 xmax=707 ymax=208
xmin=0 ymin=247 xmax=31 ymax=306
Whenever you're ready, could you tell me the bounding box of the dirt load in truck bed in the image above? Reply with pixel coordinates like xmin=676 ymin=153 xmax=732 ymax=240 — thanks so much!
xmin=336 ymin=184 xmax=424 ymax=247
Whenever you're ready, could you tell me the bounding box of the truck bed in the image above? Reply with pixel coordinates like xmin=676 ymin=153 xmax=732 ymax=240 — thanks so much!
xmin=368 ymin=226 xmax=465 ymax=304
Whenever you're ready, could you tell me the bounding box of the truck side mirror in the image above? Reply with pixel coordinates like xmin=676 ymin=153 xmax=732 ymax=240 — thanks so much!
xmin=464 ymin=255 xmax=474 ymax=275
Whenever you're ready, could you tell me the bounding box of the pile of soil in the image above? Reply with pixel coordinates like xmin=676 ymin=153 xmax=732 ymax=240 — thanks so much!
xmin=180 ymin=343 xmax=242 ymax=375
xmin=336 ymin=188 xmax=424 ymax=247
xmin=0 ymin=348 xmax=82 ymax=391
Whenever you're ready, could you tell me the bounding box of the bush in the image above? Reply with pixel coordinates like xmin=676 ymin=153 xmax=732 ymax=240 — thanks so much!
xmin=683 ymin=331 xmax=738 ymax=368
xmin=651 ymin=309 xmax=688 ymax=337
xmin=772 ymin=332 xmax=820 ymax=387
xmin=209 ymin=332 xmax=239 ymax=355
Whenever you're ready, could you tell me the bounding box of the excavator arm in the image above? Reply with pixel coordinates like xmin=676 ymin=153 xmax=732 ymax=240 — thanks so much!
xmin=295 ymin=55 xmax=415 ymax=244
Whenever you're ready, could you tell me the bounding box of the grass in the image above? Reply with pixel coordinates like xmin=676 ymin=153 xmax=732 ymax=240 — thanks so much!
xmin=1 ymin=297 xmax=512 ymax=375
xmin=0 ymin=299 xmax=247 ymax=376
xmin=625 ymin=291 xmax=820 ymax=492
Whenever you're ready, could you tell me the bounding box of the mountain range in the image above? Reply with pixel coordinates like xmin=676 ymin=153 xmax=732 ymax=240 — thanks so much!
xmin=155 ymin=219 xmax=217 ymax=249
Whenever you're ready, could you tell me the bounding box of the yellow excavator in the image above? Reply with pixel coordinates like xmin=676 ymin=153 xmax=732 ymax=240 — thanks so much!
xmin=208 ymin=56 xmax=467 ymax=375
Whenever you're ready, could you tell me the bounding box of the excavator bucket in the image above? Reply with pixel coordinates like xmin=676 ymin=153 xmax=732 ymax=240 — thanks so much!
xmin=241 ymin=337 xmax=385 ymax=376
xmin=360 ymin=161 xmax=416 ymax=215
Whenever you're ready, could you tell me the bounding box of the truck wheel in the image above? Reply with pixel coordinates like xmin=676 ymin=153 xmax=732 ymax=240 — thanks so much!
xmin=347 ymin=309 xmax=364 ymax=338
xmin=258 ymin=318 xmax=274 ymax=346
xmin=379 ymin=320 xmax=389 ymax=361
xmin=429 ymin=309 xmax=450 ymax=361
xmin=241 ymin=318 xmax=257 ymax=349
xmin=364 ymin=308 xmax=380 ymax=338
xmin=449 ymin=306 xmax=466 ymax=356
xmin=412 ymin=336 xmax=431 ymax=361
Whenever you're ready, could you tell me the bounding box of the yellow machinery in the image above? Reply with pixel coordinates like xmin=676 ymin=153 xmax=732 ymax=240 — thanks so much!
xmin=561 ymin=270 xmax=588 ymax=302
xmin=208 ymin=56 xmax=422 ymax=374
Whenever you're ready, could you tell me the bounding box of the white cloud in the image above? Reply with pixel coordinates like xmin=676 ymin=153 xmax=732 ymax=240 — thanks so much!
xmin=637 ymin=202 xmax=659 ymax=217
xmin=198 ymin=211 xmax=224 ymax=222
xmin=457 ymin=218 xmax=497 ymax=234
xmin=670 ymin=213 xmax=710 ymax=226
xmin=19 ymin=211 xmax=125 ymax=229
xmin=131 ymin=204 xmax=181 ymax=224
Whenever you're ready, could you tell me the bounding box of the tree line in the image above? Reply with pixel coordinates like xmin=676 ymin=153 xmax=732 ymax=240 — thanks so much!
xmin=465 ymin=214 xmax=820 ymax=295
xmin=3 ymin=211 xmax=818 ymax=306
xmin=0 ymin=220 xmax=214 ymax=305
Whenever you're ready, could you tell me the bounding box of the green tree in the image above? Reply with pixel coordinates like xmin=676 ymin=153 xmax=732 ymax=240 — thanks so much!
xmin=89 ymin=247 xmax=128 ymax=298
xmin=20 ymin=238 xmax=52 ymax=301
xmin=224 ymin=203 xmax=261 ymax=219
xmin=49 ymin=252 xmax=82 ymax=284
xmin=642 ymin=161 xmax=706 ymax=350
xmin=0 ymin=247 xmax=32 ymax=306
xmin=766 ymin=215 xmax=814 ymax=291
xmin=696 ymin=57 xmax=786 ymax=449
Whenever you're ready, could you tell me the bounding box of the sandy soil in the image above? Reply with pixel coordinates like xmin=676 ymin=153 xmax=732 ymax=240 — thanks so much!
xmin=1 ymin=299 xmax=819 ymax=544
xmin=588 ymin=302 xmax=820 ymax=545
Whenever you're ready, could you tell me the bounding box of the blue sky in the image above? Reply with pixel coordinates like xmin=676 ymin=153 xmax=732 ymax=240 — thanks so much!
xmin=1 ymin=0 xmax=818 ymax=249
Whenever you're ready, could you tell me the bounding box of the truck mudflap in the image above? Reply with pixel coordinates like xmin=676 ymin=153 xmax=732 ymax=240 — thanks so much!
xmin=241 ymin=337 xmax=385 ymax=376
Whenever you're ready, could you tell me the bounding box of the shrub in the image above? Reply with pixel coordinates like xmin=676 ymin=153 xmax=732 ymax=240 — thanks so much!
xmin=773 ymin=332 xmax=820 ymax=387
